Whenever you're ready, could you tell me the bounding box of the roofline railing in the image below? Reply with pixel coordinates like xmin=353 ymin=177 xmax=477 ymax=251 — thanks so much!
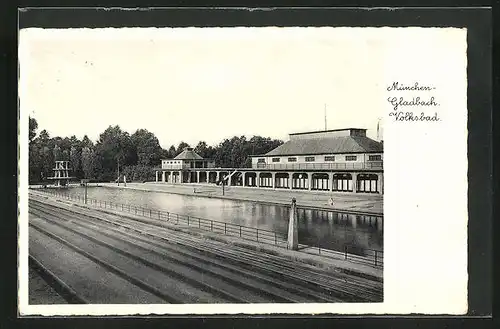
xmin=248 ymin=151 xmax=383 ymax=157
xmin=253 ymin=162 xmax=383 ymax=171
xmin=154 ymin=162 xmax=382 ymax=171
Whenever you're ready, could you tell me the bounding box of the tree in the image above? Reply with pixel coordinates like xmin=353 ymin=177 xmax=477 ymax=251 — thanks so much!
xmin=53 ymin=144 xmax=62 ymax=161
xmin=214 ymin=136 xmax=247 ymax=168
xmin=70 ymin=146 xmax=82 ymax=177
xmin=59 ymin=137 xmax=72 ymax=152
xmin=213 ymin=135 xmax=283 ymax=168
xmin=194 ymin=141 xmax=209 ymax=158
xmin=38 ymin=129 xmax=50 ymax=144
xmin=131 ymin=129 xmax=163 ymax=166
xmin=204 ymin=145 xmax=216 ymax=160
xmin=39 ymin=146 xmax=53 ymax=180
xmin=167 ymin=145 xmax=176 ymax=158
xmin=122 ymin=164 xmax=155 ymax=182
xmin=62 ymin=149 xmax=70 ymax=161
xmin=95 ymin=126 xmax=136 ymax=181
xmin=27 ymin=118 xmax=286 ymax=184
xmin=29 ymin=143 xmax=41 ymax=183
xmin=81 ymin=147 xmax=98 ymax=180
xmin=29 ymin=117 xmax=38 ymax=143
xmin=159 ymin=148 xmax=170 ymax=160
xmin=175 ymin=142 xmax=190 ymax=156
xmin=81 ymin=135 xmax=93 ymax=148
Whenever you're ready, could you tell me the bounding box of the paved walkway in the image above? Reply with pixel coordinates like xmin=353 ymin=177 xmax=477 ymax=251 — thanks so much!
xmin=100 ymin=182 xmax=383 ymax=215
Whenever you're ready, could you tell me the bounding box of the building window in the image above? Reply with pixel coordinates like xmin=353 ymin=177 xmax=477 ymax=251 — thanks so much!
xmin=272 ymin=158 xmax=280 ymax=163
xmin=324 ymin=156 xmax=335 ymax=161
xmin=368 ymin=155 xmax=382 ymax=161
xmin=346 ymin=155 xmax=357 ymax=161
xmin=305 ymin=156 xmax=315 ymax=162
xmin=257 ymin=158 xmax=266 ymax=163
xmin=288 ymin=157 xmax=297 ymax=162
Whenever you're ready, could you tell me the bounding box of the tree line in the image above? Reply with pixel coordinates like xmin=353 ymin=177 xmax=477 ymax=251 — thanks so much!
xmin=28 ymin=117 xmax=283 ymax=184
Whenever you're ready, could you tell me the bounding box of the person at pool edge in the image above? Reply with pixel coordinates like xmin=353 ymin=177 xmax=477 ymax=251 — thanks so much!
xmin=328 ymin=196 xmax=334 ymax=206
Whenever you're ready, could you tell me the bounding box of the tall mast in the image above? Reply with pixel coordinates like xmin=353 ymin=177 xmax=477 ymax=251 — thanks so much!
xmin=377 ymin=117 xmax=382 ymax=141
xmin=324 ymin=104 xmax=327 ymax=131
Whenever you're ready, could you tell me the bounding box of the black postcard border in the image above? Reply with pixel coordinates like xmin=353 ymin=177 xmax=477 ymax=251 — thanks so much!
xmin=2 ymin=5 xmax=494 ymax=329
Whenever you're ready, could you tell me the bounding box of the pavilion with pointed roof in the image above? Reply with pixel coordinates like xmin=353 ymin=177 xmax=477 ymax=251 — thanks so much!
xmin=155 ymin=147 xmax=215 ymax=183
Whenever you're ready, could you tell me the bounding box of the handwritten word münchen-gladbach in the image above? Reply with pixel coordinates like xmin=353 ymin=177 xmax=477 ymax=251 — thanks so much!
xmin=387 ymin=82 xmax=435 ymax=91
xmin=387 ymin=96 xmax=438 ymax=111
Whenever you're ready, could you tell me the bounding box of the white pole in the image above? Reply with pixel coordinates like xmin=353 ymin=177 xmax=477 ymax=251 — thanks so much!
xmin=287 ymin=198 xmax=298 ymax=250
xmin=324 ymin=104 xmax=327 ymax=131
xmin=117 ymin=158 xmax=120 ymax=186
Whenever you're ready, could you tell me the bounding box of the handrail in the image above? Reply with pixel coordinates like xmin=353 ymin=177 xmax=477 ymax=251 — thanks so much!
xmin=32 ymin=188 xmax=383 ymax=267
xmin=254 ymin=162 xmax=383 ymax=171
xmin=156 ymin=162 xmax=382 ymax=171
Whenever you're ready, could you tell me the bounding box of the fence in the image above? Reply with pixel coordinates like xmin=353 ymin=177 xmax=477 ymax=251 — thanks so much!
xmin=305 ymin=239 xmax=383 ymax=267
xmin=31 ymin=188 xmax=383 ymax=267
xmin=255 ymin=162 xmax=383 ymax=171
xmin=344 ymin=245 xmax=384 ymax=267
xmin=35 ymin=188 xmax=288 ymax=248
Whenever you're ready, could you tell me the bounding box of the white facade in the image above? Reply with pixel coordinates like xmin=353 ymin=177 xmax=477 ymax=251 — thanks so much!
xmin=161 ymin=159 xmax=216 ymax=170
xmin=161 ymin=160 xmax=185 ymax=170
xmin=252 ymin=152 xmax=383 ymax=167
xmin=251 ymin=128 xmax=383 ymax=171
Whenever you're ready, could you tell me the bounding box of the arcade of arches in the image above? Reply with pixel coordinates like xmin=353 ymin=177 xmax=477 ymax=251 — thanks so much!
xmin=154 ymin=170 xmax=383 ymax=194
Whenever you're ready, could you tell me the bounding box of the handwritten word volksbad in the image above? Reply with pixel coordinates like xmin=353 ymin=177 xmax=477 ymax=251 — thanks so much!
xmin=389 ymin=111 xmax=440 ymax=122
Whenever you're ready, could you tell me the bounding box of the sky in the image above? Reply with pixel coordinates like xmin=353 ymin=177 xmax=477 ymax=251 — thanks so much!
xmin=19 ymin=27 xmax=385 ymax=149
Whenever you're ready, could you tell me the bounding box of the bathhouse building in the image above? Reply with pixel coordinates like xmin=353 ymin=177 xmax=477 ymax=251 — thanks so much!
xmin=155 ymin=128 xmax=383 ymax=194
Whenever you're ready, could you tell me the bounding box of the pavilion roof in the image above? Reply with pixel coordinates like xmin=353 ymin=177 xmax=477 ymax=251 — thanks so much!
xmin=174 ymin=148 xmax=204 ymax=160
xmin=264 ymin=136 xmax=383 ymax=156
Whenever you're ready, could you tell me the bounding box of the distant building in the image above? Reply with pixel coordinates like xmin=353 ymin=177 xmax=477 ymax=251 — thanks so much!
xmin=154 ymin=128 xmax=383 ymax=194
xmin=157 ymin=147 xmax=215 ymax=183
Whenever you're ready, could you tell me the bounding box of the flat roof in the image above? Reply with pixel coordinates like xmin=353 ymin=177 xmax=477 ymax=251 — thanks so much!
xmin=289 ymin=128 xmax=366 ymax=136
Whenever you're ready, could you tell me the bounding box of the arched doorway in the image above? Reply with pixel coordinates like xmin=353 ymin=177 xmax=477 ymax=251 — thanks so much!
xmin=332 ymin=173 xmax=352 ymax=192
xmin=311 ymin=173 xmax=329 ymax=191
xmin=245 ymin=172 xmax=257 ymax=187
xmin=357 ymin=174 xmax=379 ymax=193
xmin=275 ymin=172 xmax=290 ymax=189
xmin=291 ymin=173 xmax=308 ymax=190
xmin=258 ymin=172 xmax=273 ymax=188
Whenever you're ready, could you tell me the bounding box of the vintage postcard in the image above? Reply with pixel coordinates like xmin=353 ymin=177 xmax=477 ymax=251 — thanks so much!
xmin=18 ymin=20 xmax=468 ymax=316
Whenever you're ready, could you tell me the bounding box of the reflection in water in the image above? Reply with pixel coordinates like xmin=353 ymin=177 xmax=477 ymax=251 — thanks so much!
xmin=53 ymin=187 xmax=383 ymax=256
